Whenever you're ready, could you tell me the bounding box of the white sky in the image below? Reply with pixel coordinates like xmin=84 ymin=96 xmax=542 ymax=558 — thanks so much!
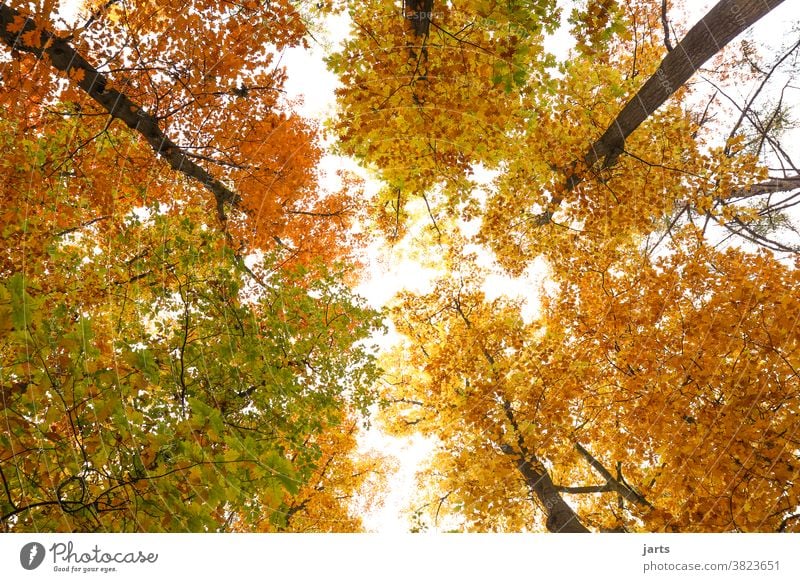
xmin=282 ymin=43 xmax=443 ymax=530
xmin=280 ymin=10 xmax=562 ymax=531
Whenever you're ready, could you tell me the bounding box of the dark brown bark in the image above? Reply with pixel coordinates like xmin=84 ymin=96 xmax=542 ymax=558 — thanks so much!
xmin=661 ymin=0 xmax=674 ymax=51
xmin=457 ymin=291 xmax=591 ymax=532
xmin=0 ymin=4 xmax=241 ymax=219
xmin=498 ymin=397 xmax=590 ymax=532
xmin=405 ymin=0 xmax=434 ymax=37
xmin=589 ymin=0 xmax=786 ymax=167
xmin=538 ymin=0 xmax=787 ymax=224
xmin=737 ymin=176 xmax=800 ymax=197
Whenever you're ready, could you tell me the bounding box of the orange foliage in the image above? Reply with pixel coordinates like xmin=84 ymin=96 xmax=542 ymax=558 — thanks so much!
xmin=0 ymin=0 xmax=362 ymax=268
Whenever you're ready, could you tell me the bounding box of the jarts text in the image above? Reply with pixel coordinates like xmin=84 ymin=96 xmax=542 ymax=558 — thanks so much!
xmin=642 ymin=545 xmax=670 ymax=556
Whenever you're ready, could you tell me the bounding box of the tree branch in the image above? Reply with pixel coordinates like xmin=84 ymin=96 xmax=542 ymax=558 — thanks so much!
xmin=725 ymin=37 xmax=800 ymax=154
xmin=0 ymin=4 xmax=242 ymax=220
xmin=497 ymin=399 xmax=590 ymax=532
xmin=500 ymin=444 xmax=590 ymax=533
xmin=1 ymin=500 xmax=65 ymax=523
xmin=661 ymin=0 xmax=673 ymax=51
xmin=734 ymin=175 xmax=800 ymax=198
xmin=535 ymin=0 xmax=787 ymax=225
xmin=54 ymin=215 xmax=111 ymax=237
xmin=589 ymin=0 xmax=786 ymax=167
xmin=574 ymin=443 xmax=653 ymax=508
xmin=554 ymin=484 xmax=614 ymax=494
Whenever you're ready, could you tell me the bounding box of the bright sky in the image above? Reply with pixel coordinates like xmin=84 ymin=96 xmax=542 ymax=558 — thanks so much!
xmin=281 ymin=22 xmax=445 ymax=532
xmin=280 ymin=9 xmax=563 ymax=532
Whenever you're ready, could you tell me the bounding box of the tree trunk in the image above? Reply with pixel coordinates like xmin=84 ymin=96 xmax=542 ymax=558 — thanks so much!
xmin=510 ymin=453 xmax=590 ymax=533
xmin=588 ymin=0 xmax=787 ymax=166
xmin=539 ymin=0 xmax=788 ymax=223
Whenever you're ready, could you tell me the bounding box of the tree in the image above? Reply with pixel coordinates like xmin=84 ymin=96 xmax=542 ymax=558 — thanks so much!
xmin=4 ymin=0 xmax=799 ymax=534
xmin=0 ymin=0 xmax=362 ymax=263
xmin=0 ymin=1 xmax=386 ymax=532
xmin=0 ymin=154 xmax=384 ymax=529
xmin=342 ymin=0 xmax=800 ymax=531
xmin=382 ymin=232 xmax=800 ymax=532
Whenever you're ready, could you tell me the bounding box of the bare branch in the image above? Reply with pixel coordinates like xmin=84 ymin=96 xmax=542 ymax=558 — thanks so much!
xmin=661 ymin=0 xmax=674 ymax=51
xmin=555 ymin=484 xmax=614 ymax=494
xmin=725 ymin=37 xmax=800 ymax=154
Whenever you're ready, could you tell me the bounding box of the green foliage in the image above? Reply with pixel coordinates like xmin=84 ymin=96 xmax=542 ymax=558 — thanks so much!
xmin=0 ymin=181 xmax=382 ymax=532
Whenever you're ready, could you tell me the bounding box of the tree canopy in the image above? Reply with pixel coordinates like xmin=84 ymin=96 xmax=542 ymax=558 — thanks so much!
xmin=0 ymin=0 xmax=386 ymax=532
xmin=2 ymin=0 xmax=799 ymax=533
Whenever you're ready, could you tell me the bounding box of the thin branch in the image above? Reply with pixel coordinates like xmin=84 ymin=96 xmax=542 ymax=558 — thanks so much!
xmin=54 ymin=215 xmax=111 ymax=237
xmin=661 ymin=0 xmax=673 ymax=51
xmin=733 ymin=175 xmax=800 ymax=198
xmin=555 ymin=484 xmax=614 ymax=494
xmin=421 ymin=192 xmax=443 ymax=243
xmin=1 ymin=500 xmax=66 ymax=523
xmin=574 ymin=443 xmax=653 ymax=508
xmin=0 ymin=464 xmax=16 ymax=511
xmin=715 ymin=214 xmax=799 ymax=252
xmin=706 ymin=76 xmax=798 ymax=172
xmin=725 ymin=36 xmax=800 ymax=154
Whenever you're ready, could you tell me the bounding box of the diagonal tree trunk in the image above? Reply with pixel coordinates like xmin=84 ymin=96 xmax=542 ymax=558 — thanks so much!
xmin=589 ymin=0 xmax=787 ymax=165
xmin=538 ymin=0 xmax=788 ymax=224
xmin=499 ymin=397 xmax=591 ymax=532
xmin=503 ymin=447 xmax=591 ymax=533
xmin=0 ymin=4 xmax=241 ymax=219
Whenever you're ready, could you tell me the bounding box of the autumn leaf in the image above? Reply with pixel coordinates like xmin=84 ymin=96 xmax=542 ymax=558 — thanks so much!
xmin=68 ymin=67 xmax=85 ymax=83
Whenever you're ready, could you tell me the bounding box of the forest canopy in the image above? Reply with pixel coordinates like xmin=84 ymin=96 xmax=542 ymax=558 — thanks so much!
xmin=1 ymin=0 xmax=799 ymax=533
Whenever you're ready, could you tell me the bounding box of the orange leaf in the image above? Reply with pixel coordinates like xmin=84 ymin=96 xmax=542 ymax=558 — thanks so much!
xmin=20 ymin=29 xmax=42 ymax=49
xmin=68 ymin=67 xmax=86 ymax=83
xmin=5 ymin=15 xmax=26 ymax=34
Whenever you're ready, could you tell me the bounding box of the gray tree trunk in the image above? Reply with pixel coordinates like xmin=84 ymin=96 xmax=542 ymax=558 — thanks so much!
xmin=539 ymin=0 xmax=788 ymax=224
